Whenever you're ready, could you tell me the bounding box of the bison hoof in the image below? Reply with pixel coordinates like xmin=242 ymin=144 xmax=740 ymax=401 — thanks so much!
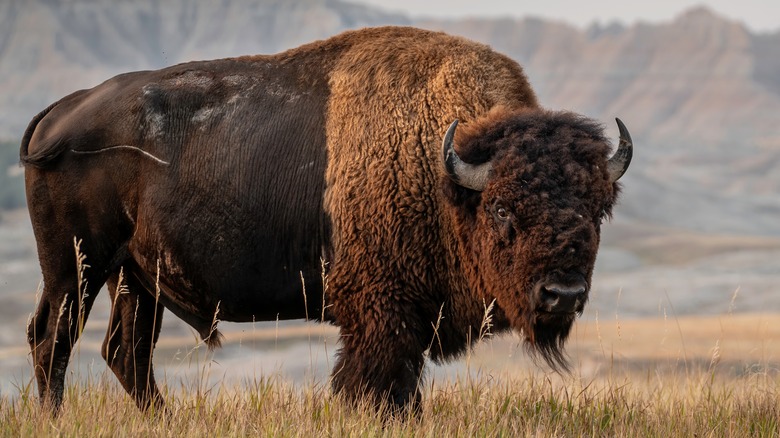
xmin=386 ymin=387 xmax=422 ymax=417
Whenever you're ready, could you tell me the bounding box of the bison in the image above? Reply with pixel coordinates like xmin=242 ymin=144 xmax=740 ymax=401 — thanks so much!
xmin=21 ymin=26 xmax=632 ymax=413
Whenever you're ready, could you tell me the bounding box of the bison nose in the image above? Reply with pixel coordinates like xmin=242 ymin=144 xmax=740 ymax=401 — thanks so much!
xmin=537 ymin=281 xmax=587 ymax=314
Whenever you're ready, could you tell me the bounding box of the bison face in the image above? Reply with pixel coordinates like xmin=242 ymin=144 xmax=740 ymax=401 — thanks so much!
xmin=442 ymin=109 xmax=632 ymax=370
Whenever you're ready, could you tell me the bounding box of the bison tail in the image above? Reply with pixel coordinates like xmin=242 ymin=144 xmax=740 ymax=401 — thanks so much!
xmin=19 ymin=99 xmax=67 ymax=169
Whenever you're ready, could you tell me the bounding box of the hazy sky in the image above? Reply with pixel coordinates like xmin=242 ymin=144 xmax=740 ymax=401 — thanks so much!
xmin=350 ymin=0 xmax=779 ymax=33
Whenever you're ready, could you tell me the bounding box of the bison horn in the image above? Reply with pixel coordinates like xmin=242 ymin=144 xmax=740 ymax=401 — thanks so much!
xmin=442 ymin=120 xmax=492 ymax=191
xmin=607 ymin=118 xmax=633 ymax=182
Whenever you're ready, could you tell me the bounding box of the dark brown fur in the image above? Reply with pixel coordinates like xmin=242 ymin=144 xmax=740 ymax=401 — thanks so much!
xmin=21 ymin=26 xmax=625 ymax=415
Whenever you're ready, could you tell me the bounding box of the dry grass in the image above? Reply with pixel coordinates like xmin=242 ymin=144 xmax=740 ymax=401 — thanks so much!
xmin=0 ymin=368 xmax=777 ymax=436
xmin=6 ymin=243 xmax=778 ymax=436
xmin=5 ymin=309 xmax=779 ymax=436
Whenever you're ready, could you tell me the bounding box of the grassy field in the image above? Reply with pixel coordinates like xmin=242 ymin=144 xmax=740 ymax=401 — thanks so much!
xmin=1 ymin=313 xmax=778 ymax=436
xmin=0 ymin=371 xmax=777 ymax=436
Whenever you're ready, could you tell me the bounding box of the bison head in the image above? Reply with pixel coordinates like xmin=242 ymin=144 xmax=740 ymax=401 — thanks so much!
xmin=442 ymin=108 xmax=632 ymax=371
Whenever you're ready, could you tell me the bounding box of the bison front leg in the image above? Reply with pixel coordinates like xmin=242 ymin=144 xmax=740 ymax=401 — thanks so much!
xmin=330 ymin=303 xmax=426 ymax=414
xmin=102 ymin=269 xmax=165 ymax=412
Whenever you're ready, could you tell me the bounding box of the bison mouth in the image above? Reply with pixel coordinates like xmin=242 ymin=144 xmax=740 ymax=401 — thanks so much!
xmin=522 ymin=275 xmax=589 ymax=372
xmin=524 ymin=311 xmax=577 ymax=373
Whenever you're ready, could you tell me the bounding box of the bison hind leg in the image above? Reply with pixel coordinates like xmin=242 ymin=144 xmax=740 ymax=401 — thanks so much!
xmin=26 ymin=241 xmax=108 ymax=414
xmin=102 ymin=269 xmax=165 ymax=412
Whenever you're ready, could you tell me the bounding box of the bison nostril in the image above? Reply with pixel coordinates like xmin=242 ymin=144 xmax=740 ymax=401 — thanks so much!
xmin=539 ymin=283 xmax=587 ymax=313
xmin=540 ymin=288 xmax=560 ymax=308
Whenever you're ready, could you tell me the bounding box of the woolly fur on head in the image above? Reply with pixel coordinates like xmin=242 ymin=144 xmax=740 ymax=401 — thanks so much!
xmin=446 ymin=108 xmax=621 ymax=371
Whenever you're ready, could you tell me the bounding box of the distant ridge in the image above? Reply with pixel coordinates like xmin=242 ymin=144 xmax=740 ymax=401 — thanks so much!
xmin=1 ymin=0 xmax=779 ymax=235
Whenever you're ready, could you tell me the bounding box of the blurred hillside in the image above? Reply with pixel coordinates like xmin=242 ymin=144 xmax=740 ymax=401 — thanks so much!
xmin=424 ymin=9 xmax=780 ymax=236
xmin=1 ymin=0 xmax=779 ymax=322
xmin=0 ymin=0 xmax=409 ymax=140
xmin=2 ymin=0 xmax=779 ymax=395
xmin=1 ymin=0 xmax=779 ymax=236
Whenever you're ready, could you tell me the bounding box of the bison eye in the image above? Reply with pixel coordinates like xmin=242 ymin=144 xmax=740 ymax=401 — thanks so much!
xmin=495 ymin=205 xmax=510 ymax=221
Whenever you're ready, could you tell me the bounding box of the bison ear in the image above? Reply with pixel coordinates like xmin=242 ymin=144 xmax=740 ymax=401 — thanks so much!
xmin=607 ymin=118 xmax=633 ymax=182
xmin=441 ymin=120 xmax=492 ymax=191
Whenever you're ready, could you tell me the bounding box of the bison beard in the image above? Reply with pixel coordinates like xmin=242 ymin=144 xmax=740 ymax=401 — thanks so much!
xmin=528 ymin=312 xmax=577 ymax=373
xmin=20 ymin=26 xmax=632 ymax=415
